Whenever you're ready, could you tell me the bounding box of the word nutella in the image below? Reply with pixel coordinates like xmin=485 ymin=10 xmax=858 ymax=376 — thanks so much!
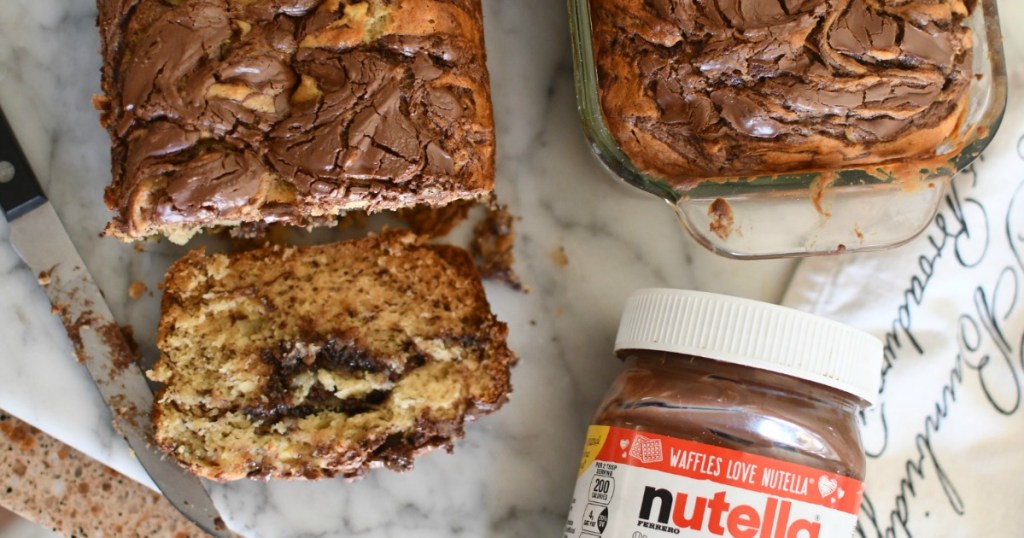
xmin=638 ymin=488 xmax=820 ymax=537
xmin=564 ymin=290 xmax=882 ymax=538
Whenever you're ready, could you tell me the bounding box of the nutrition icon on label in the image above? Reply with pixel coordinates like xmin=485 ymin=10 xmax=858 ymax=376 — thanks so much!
xmin=588 ymin=475 xmax=614 ymax=504
xmin=580 ymin=504 xmax=608 ymax=535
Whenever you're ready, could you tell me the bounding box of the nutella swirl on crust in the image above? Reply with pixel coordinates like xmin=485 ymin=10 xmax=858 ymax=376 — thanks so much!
xmin=95 ymin=0 xmax=494 ymax=243
xmin=589 ymin=0 xmax=975 ymax=186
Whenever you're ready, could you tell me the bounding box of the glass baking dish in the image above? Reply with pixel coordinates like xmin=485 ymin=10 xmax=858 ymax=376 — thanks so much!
xmin=568 ymin=0 xmax=1007 ymax=259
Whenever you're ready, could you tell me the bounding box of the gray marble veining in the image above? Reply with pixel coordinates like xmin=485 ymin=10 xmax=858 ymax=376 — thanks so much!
xmin=0 ymin=0 xmax=796 ymax=535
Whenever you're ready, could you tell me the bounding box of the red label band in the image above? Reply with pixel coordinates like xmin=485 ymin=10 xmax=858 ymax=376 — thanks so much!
xmin=594 ymin=426 xmax=863 ymax=515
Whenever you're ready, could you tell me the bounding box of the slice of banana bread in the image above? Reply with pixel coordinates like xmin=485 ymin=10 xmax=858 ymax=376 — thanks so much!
xmin=149 ymin=231 xmax=514 ymax=481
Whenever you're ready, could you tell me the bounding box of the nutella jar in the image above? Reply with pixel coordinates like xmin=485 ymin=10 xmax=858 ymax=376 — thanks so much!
xmin=564 ymin=289 xmax=882 ymax=538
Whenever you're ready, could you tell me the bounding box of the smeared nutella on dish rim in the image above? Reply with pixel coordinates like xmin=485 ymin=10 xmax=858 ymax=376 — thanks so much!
xmin=564 ymin=289 xmax=882 ymax=538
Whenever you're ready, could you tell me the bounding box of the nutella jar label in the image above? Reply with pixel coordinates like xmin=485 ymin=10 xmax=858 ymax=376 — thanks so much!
xmin=564 ymin=426 xmax=863 ymax=538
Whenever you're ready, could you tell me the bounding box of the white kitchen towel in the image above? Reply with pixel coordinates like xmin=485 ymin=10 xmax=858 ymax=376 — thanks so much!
xmin=782 ymin=67 xmax=1024 ymax=537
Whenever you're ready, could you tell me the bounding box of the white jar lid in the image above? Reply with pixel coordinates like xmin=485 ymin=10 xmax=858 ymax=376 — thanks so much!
xmin=615 ymin=289 xmax=882 ymax=405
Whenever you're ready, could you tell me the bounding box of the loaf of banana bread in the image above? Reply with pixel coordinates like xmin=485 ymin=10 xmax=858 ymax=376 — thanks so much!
xmin=590 ymin=0 xmax=974 ymax=185
xmin=95 ymin=0 xmax=495 ymax=243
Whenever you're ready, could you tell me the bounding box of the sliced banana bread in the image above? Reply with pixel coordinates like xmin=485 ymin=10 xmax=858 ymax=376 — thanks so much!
xmin=149 ymin=231 xmax=514 ymax=481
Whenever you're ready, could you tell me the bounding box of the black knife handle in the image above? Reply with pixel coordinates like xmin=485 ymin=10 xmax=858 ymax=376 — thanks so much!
xmin=0 ymin=109 xmax=46 ymax=220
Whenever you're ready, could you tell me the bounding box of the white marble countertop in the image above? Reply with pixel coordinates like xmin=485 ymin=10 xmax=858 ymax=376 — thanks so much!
xmin=0 ymin=0 xmax=802 ymax=535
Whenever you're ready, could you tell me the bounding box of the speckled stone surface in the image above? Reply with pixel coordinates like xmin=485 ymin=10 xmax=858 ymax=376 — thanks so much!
xmin=0 ymin=0 xmax=797 ymax=534
xmin=0 ymin=412 xmax=208 ymax=537
xmin=0 ymin=0 xmax=1020 ymax=535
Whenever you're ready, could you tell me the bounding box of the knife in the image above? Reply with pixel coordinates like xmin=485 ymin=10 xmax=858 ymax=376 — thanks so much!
xmin=0 ymin=109 xmax=232 ymax=537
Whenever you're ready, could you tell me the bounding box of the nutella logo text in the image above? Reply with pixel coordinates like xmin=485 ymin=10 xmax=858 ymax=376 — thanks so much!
xmin=637 ymin=486 xmax=821 ymax=538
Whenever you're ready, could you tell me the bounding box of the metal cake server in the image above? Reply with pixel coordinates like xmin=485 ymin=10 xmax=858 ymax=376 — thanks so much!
xmin=0 ymin=109 xmax=231 ymax=537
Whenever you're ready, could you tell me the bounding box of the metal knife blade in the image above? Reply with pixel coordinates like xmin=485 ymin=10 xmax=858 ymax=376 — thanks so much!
xmin=0 ymin=110 xmax=231 ymax=537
